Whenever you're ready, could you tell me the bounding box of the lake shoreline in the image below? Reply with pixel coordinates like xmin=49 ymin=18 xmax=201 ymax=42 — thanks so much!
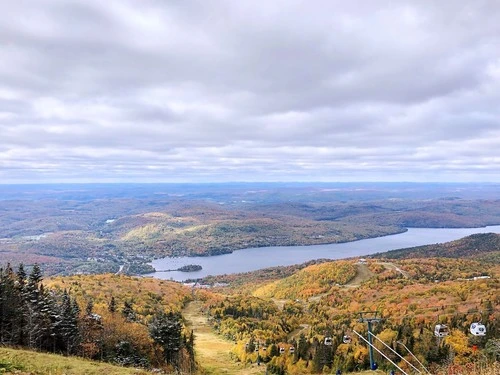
xmin=148 ymin=225 xmax=500 ymax=282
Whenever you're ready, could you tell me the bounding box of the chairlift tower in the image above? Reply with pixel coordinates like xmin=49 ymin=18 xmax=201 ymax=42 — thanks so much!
xmin=358 ymin=311 xmax=383 ymax=370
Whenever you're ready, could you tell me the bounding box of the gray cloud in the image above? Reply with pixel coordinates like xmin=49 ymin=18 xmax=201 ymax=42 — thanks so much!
xmin=1 ymin=0 xmax=500 ymax=183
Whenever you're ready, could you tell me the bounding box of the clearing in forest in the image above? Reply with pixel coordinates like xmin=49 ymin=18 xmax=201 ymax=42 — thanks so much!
xmin=183 ymin=301 xmax=265 ymax=375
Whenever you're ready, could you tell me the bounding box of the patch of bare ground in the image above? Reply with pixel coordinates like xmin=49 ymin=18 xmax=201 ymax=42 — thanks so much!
xmin=377 ymin=261 xmax=411 ymax=278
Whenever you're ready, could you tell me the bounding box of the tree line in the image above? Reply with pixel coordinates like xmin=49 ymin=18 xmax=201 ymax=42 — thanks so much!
xmin=0 ymin=263 xmax=195 ymax=373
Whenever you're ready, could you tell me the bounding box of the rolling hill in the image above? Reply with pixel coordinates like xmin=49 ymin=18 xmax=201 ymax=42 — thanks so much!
xmin=372 ymin=232 xmax=500 ymax=260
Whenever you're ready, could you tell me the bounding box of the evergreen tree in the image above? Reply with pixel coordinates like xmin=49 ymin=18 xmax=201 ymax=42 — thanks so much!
xmin=11 ymin=264 xmax=27 ymax=346
xmin=0 ymin=266 xmax=16 ymax=344
xmin=28 ymin=264 xmax=43 ymax=285
xmin=297 ymin=333 xmax=309 ymax=360
xmin=85 ymin=299 xmax=94 ymax=316
xmin=16 ymin=264 xmax=27 ymax=285
xmin=247 ymin=336 xmax=256 ymax=353
xmin=269 ymin=343 xmax=279 ymax=358
xmin=35 ymin=284 xmax=57 ymax=351
xmin=24 ymin=266 xmax=40 ymax=348
xmin=122 ymin=300 xmax=136 ymax=322
xmin=59 ymin=291 xmax=80 ymax=355
xmin=149 ymin=311 xmax=182 ymax=367
xmin=186 ymin=330 xmax=195 ymax=357
xmin=108 ymin=296 xmax=117 ymax=313
xmin=311 ymin=339 xmax=323 ymax=373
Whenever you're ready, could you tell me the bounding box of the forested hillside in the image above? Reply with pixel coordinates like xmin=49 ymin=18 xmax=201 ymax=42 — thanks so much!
xmin=0 ymin=264 xmax=195 ymax=373
xmin=2 ymin=242 xmax=499 ymax=374
xmin=253 ymin=261 xmax=357 ymax=299
xmin=374 ymin=232 xmax=500 ymax=260
xmin=2 ymin=183 xmax=500 ymax=276
xmin=1 ymin=184 xmax=500 ymax=374
xmin=197 ymin=255 xmax=499 ymax=374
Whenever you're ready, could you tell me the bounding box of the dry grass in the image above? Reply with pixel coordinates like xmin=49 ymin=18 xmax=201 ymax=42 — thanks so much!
xmin=0 ymin=347 xmax=151 ymax=375
xmin=183 ymin=301 xmax=265 ymax=375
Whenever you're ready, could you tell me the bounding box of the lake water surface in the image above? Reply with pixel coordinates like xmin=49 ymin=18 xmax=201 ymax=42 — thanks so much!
xmin=149 ymin=225 xmax=500 ymax=282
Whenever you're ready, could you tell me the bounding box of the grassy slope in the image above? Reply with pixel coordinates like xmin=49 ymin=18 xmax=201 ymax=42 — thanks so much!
xmin=183 ymin=301 xmax=264 ymax=375
xmin=1 ymin=344 xmax=498 ymax=375
xmin=0 ymin=347 xmax=151 ymax=375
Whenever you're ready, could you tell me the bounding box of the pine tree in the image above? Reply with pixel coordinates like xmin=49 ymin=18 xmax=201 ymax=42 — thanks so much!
xmin=16 ymin=264 xmax=27 ymax=285
xmin=23 ymin=264 xmax=45 ymax=348
xmin=85 ymin=299 xmax=94 ymax=316
xmin=247 ymin=336 xmax=256 ymax=353
xmin=297 ymin=333 xmax=309 ymax=360
xmin=10 ymin=264 xmax=26 ymax=346
xmin=122 ymin=300 xmax=136 ymax=322
xmin=28 ymin=264 xmax=43 ymax=285
xmin=108 ymin=296 xmax=117 ymax=313
xmin=149 ymin=311 xmax=182 ymax=367
xmin=187 ymin=330 xmax=195 ymax=357
xmin=35 ymin=284 xmax=56 ymax=351
xmin=0 ymin=266 xmax=13 ymax=344
xmin=58 ymin=291 xmax=81 ymax=355
xmin=269 ymin=343 xmax=279 ymax=357
xmin=312 ymin=339 xmax=323 ymax=373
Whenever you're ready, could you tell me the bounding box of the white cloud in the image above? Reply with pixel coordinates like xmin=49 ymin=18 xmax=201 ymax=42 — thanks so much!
xmin=0 ymin=0 xmax=499 ymax=183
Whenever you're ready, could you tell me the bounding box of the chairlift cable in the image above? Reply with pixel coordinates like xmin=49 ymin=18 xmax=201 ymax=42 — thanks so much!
xmin=397 ymin=341 xmax=432 ymax=375
xmin=352 ymin=330 xmax=409 ymax=375
xmin=368 ymin=331 xmax=422 ymax=374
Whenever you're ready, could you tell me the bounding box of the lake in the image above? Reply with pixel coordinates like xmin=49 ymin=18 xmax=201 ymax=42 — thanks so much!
xmin=149 ymin=225 xmax=500 ymax=282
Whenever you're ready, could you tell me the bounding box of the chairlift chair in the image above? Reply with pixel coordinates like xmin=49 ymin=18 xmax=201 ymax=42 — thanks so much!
xmin=434 ymin=324 xmax=449 ymax=337
xmin=342 ymin=335 xmax=352 ymax=344
xmin=279 ymin=347 xmax=285 ymax=354
xmin=289 ymin=347 xmax=295 ymax=354
xmin=470 ymin=322 xmax=486 ymax=336
xmin=324 ymin=337 xmax=333 ymax=346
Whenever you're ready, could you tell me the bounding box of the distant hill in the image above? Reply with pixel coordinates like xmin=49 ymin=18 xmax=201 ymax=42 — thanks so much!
xmin=373 ymin=232 xmax=500 ymax=260
xmin=253 ymin=260 xmax=357 ymax=299
xmin=3 ymin=183 xmax=500 ymax=277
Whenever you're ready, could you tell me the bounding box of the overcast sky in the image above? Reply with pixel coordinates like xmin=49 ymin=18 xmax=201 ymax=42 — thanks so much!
xmin=1 ymin=1 xmax=500 ymax=183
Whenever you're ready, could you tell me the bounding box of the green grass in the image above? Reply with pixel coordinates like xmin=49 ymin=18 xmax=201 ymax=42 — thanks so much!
xmin=0 ymin=347 xmax=152 ymax=375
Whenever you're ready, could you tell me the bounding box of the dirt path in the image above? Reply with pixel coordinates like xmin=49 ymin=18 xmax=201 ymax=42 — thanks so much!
xmin=308 ymin=263 xmax=375 ymax=303
xmin=378 ymin=262 xmax=410 ymax=278
xmin=278 ymin=263 xmax=377 ymax=307
xmin=346 ymin=263 xmax=375 ymax=287
xmin=287 ymin=323 xmax=310 ymax=341
xmin=183 ymin=301 xmax=265 ymax=375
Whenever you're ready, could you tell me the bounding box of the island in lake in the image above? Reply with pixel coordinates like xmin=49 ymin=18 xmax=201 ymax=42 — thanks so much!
xmin=177 ymin=264 xmax=203 ymax=272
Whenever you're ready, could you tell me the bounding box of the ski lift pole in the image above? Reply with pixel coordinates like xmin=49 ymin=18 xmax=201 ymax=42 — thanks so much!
xmin=352 ymin=330 xmax=409 ymax=375
xmin=368 ymin=332 xmax=422 ymax=374
xmin=367 ymin=320 xmax=375 ymax=368
xmin=358 ymin=311 xmax=382 ymax=370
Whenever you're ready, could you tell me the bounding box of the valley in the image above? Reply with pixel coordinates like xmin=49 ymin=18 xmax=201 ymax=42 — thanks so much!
xmin=1 ymin=183 xmax=499 ymax=374
xmin=1 ymin=183 xmax=500 ymax=277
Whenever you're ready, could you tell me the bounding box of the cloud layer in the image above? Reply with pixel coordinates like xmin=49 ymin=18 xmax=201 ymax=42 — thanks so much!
xmin=1 ymin=0 xmax=500 ymax=182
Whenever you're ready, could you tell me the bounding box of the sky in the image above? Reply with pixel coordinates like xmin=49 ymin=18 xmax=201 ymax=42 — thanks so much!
xmin=1 ymin=1 xmax=500 ymax=183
